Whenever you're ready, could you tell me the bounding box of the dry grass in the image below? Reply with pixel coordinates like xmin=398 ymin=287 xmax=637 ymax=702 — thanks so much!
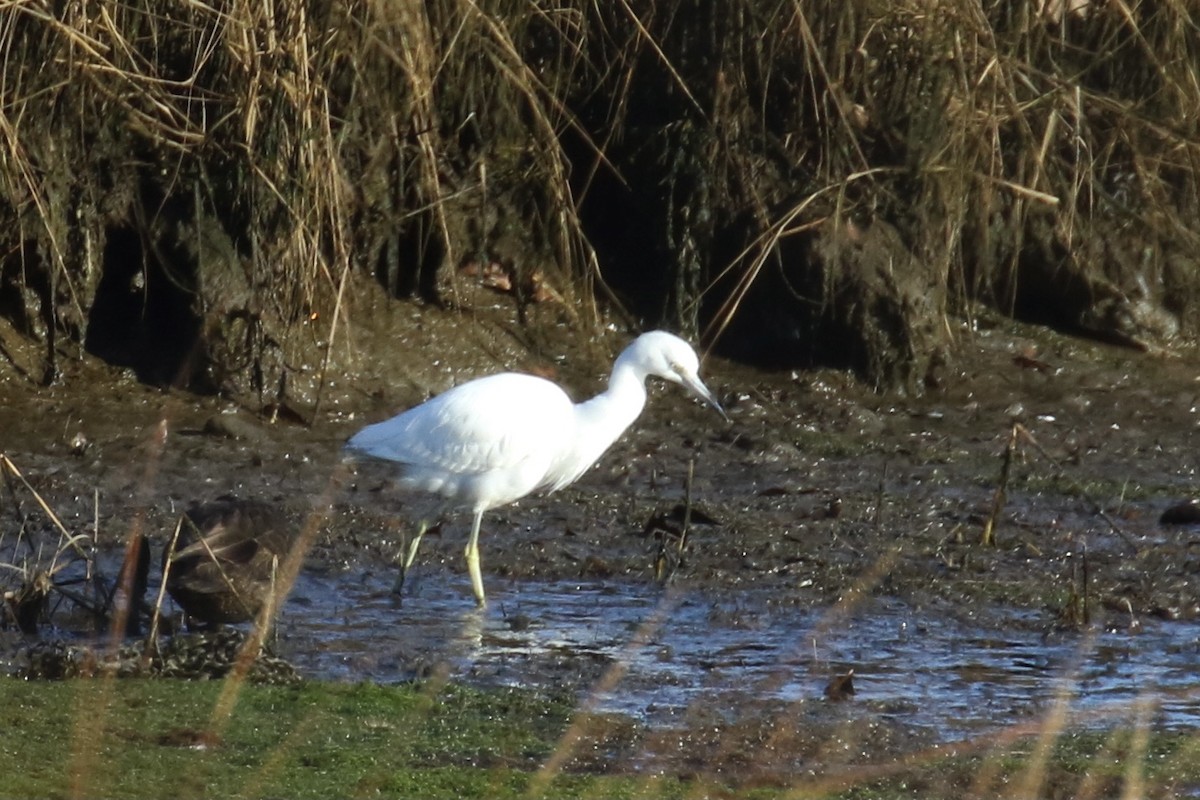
xmin=2 ymin=1 xmax=1198 ymax=391
xmin=572 ymin=1 xmax=1200 ymax=357
xmin=0 ymin=0 xmax=600 ymax=397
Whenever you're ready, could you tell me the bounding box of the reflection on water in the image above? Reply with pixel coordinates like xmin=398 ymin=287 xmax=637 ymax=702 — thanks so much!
xmin=278 ymin=570 xmax=1200 ymax=741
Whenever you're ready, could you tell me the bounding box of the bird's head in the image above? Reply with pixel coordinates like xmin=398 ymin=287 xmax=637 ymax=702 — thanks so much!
xmin=625 ymin=331 xmax=726 ymax=419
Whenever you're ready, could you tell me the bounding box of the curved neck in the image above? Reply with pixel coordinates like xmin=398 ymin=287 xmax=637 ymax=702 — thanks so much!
xmin=579 ymin=358 xmax=648 ymax=441
xmin=545 ymin=358 xmax=649 ymax=490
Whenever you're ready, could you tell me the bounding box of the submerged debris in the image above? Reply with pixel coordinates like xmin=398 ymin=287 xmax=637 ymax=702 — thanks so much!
xmin=824 ymin=669 xmax=856 ymax=702
xmin=3 ymin=571 xmax=51 ymax=635
xmin=1159 ymin=500 xmax=1200 ymax=526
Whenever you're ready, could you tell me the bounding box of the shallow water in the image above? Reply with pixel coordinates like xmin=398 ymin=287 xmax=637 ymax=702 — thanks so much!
xmin=277 ymin=570 xmax=1200 ymax=741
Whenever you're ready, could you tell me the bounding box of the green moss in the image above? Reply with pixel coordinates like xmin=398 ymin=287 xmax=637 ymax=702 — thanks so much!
xmin=0 ymin=678 xmax=591 ymax=799
xmin=831 ymin=730 xmax=1200 ymax=800
xmin=2 ymin=676 xmax=1197 ymax=799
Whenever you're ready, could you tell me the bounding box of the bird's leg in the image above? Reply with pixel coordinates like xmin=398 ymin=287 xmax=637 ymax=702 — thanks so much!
xmin=464 ymin=511 xmax=486 ymax=606
xmin=392 ymin=520 xmax=429 ymax=597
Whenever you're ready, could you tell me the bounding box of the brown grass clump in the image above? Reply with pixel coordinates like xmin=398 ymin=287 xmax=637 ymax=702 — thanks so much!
xmin=568 ymin=0 xmax=1200 ymax=384
xmin=0 ymin=1 xmax=1197 ymax=395
xmin=0 ymin=0 xmax=596 ymax=400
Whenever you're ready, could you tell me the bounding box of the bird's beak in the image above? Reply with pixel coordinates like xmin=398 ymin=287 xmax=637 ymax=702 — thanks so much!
xmin=684 ymin=374 xmax=727 ymax=421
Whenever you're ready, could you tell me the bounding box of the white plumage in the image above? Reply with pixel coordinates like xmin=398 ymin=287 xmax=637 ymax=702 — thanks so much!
xmin=344 ymin=330 xmax=724 ymax=605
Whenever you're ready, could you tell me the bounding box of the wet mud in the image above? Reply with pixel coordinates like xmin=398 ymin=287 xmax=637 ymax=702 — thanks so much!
xmin=2 ymin=309 xmax=1200 ymax=772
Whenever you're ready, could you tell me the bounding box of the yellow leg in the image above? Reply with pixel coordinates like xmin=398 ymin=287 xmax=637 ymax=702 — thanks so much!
xmin=392 ymin=520 xmax=428 ymax=597
xmin=465 ymin=511 xmax=486 ymax=606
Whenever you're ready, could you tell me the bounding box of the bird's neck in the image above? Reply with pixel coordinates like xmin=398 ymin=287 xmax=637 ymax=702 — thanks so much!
xmin=579 ymin=361 xmax=647 ymax=437
xmin=552 ymin=362 xmax=648 ymax=482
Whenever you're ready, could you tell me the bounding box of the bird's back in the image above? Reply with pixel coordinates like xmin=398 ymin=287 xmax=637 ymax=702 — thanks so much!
xmin=345 ymin=372 xmax=577 ymax=511
xmin=165 ymin=498 xmax=296 ymax=625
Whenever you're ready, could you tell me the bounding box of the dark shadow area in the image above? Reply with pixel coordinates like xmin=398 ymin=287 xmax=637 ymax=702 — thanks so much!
xmin=373 ymin=202 xmax=444 ymax=303
xmin=85 ymin=224 xmax=205 ymax=388
xmin=0 ymin=244 xmax=50 ymax=340
xmin=570 ymin=139 xmax=669 ymax=327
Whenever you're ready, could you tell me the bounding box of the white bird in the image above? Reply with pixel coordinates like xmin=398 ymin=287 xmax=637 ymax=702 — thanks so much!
xmin=344 ymin=330 xmax=724 ymax=606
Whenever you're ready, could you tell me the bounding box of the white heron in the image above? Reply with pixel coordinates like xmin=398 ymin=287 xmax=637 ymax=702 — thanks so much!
xmin=344 ymin=330 xmax=724 ymax=606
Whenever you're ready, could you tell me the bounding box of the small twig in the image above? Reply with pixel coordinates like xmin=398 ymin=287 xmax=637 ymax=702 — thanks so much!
xmin=652 ymin=526 xmax=668 ymax=582
xmin=146 ymin=516 xmax=184 ymax=653
xmin=874 ymin=462 xmax=888 ymax=529
xmin=310 ymin=238 xmax=353 ymax=428
xmin=676 ymin=459 xmax=695 ymax=563
xmin=0 ymin=454 xmax=92 ymax=562
xmin=192 ymin=525 xmax=254 ymax=617
xmin=1081 ymin=541 xmax=1090 ymax=626
xmin=655 ymin=460 xmax=697 ymax=584
xmin=981 ymin=423 xmax=1018 ymax=546
xmin=0 ymin=454 xmax=103 ymax=615
xmin=43 ymin=582 xmax=106 ymax=615
xmin=89 ymin=489 xmax=104 ymax=618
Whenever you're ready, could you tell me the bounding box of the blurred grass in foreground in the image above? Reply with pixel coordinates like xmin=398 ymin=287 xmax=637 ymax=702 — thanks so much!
xmin=1 ymin=676 xmax=1198 ymax=799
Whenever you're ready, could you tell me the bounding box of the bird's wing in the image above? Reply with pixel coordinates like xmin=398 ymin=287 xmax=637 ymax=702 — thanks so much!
xmin=171 ymin=520 xmax=265 ymax=566
xmin=346 ymin=373 xmax=576 ymax=478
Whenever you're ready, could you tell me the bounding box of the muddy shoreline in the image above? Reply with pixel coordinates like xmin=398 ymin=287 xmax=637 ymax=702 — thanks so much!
xmin=3 ymin=312 xmax=1199 ymax=760
xmin=4 ymin=311 xmax=1198 ymax=628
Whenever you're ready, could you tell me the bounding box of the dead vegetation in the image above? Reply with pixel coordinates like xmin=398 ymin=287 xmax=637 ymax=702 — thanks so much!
xmin=0 ymin=0 xmax=1196 ymax=398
